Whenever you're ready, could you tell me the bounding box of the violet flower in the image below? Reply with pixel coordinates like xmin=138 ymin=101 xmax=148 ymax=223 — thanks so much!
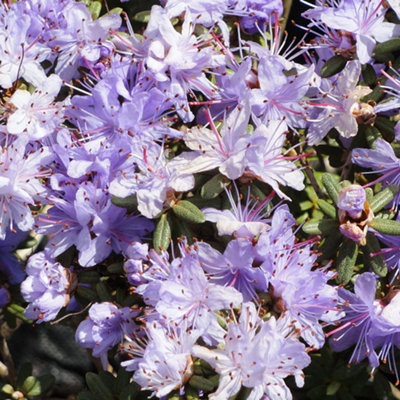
xmin=76 ymin=302 xmax=140 ymax=369
xmin=193 ymin=302 xmax=311 ymax=400
xmin=123 ymin=321 xmax=200 ymax=398
xmin=328 ymin=272 xmax=400 ymax=382
xmin=352 ymin=139 xmax=400 ymax=207
xmin=20 ymin=252 xmax=76 ymax=323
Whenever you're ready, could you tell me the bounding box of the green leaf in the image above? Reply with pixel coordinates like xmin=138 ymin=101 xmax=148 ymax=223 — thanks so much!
xmin=320 ymin=55 xmax=347 ymax=78
xmin=326 ymin=381 xmax=341 ymax=396
xmin=362 ymin=64 xmax=377 ymax=86
xmin=186 ymin=386 xmax=199 ymax=400
xmin=86 ymin=372 xmax=114 ymax=400
xmin=96 ymin=282 xmax=113 ymax=302
xmin=317 ymin=199 xmax=336 ymax=218
xmin=76 ymin=286 xmax=97 ymax=301
xmin=107 ymin=7 xmax=122 ymax=15
xmin=370 ymin=217 xmax=400 ymax=235
xmin=188 ymin=375 xmax=218 ymax=393
xmin=321 ymin=173 xmax=340 ymax=203
xmin=200 ymin=174 xmax=230 ymax=199
xmin=369 ymin=185 xmax=398 ymax=213
xmin=374 ymin=37 xmax=400 ymax=55
xmin=365 ymin=187 xmax=373 ymax=204
xmin=153 ymin=213 xmax=171 ymax=252
xmin=133 ymin=10 xmax=150 ymax=23
xmin=88 ymin=1 xmax=101 ymax=19
xmin=111 ymin=195 xmax=137 ymax=212
xmin=78 ymin=392 xmax=97 ymax=400
xmin=172 ymin=200 xmax=206 ymax=223
xmin=98 ymin=371 xmax=117 ymax=395
xmin=22 ymin=376 xmax=40 ymax=396
xmin=364 ymin=126 xmax=382 ymax=147
xmin=374 ymin=116 xmax=395 ymax=138
xmin=78 ymin=271 xmax=100 ymax=284
xmin=363 ymin=233 xmax=387 ymax=277
xmin=107 ymin=262 xmax=124 ymax=274
xmin=303 ymin=219 xmax=338 ymax=235
xmin=1 ymin=384 xmax=14 ymax=395
xmin=336 ymin=239 xmax=358 ymax=284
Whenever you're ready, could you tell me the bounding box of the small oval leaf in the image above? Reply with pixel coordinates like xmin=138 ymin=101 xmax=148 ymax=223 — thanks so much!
xmin=321 ymin=173 xmax=340 ymax=204
xmin=336 ymin=239 xmax=358 ymax=284
xmin=370 ymin=217 xmax=400 ymax=235
xmin=320 ymin=55 xmax=347 ymax=78
xmin=200 ymin=174 xmax=230 ymax=199
xmin=153 ymin=213 xmax=171 ymax=252
xmin=172 ymin=200 xmax=206 ymax=223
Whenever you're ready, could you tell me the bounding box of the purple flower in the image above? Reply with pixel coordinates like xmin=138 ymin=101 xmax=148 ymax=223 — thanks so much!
xmin=76 ymin=302 xmax=140 ymax=368
xmin=123 ymin=321 xmax=199 ymax=398
xmin=262 ymin=239 xmax=342 ymax=349
xmin=352 ymin=139 xmax=400 ymax=207
xmin=337 ymin=185 xmax=366 ymax=219
xmin=233 ymin=0 xmax=283 ymax=34
xmin=305 ymin=0 xmax=399 ymax=64
xmin=37 ymin=183 xmax=153 ymax=267
xmin=248 ymin=56 xmax=314 ymax=128
xmin=245 ymin=120 xmax=305 ymax=199
xmin=194 ymin=238 xmax=266 ymax=301
xmin=0 ymin=6 xmax=50 ymax=88
xmin=307 ymin=60 xmax=373 ymax=145
xmin=7 ymin=74 xmax=65 ymax=139
xmin=181 ymin=106 xmax=252 ymax=180
xmin=202 ymin=185 xmax=274 ymax=238
xmin=0 ymin=137 xmax=52 ymax=240
xmin=20 ymin=251 xmax=76 ymax=323
xmin=49 ymin=2 xmax=121 ymax=81
xmin=110 ymin=139 xmax=195 ymax=219
xmin=155 ymin=254 xmax=243 ymax=344
xmin=328 ymin=273 xmax=400 ymax=382
xmin=193 ymin=302 xmax=311 ymax=400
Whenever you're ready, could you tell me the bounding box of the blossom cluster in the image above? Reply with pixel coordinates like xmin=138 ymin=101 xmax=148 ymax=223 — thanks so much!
xmin=1 ymin=0 xmax=400 ymax=399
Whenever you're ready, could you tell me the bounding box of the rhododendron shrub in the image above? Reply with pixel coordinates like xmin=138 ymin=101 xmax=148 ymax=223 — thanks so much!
xmin=2 ymin=0 xmax=400 ymax=399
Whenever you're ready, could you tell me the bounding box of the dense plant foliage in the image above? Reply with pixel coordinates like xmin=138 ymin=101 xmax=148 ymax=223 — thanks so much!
xmin=2 ymin=0 xmax=400 ymax=399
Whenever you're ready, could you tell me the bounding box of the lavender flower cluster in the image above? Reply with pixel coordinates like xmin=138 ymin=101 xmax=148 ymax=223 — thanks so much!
xmin=2 ymin=0 xmax=400 ymax=399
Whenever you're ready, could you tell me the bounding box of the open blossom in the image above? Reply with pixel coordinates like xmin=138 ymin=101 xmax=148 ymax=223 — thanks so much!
xmin=110 ymin=139 xmax=196 ymax=219
xmin=123 ymin=321 xmax=199 ymax=398
xmin=36 ymin=183 xmax=153 ymax=267
xmin=0 ymin=6 xmax=50 ymax=88
xmin=307 ymin=61 xmax=373 ymax=145
xmin=352 ymin=139 xmax=400 ymax=207
xmin=0 ymin=137 xmax=52 ymax=240
xmin=49 ymin=1 xmax=121 ymax=81
xmin=76 ymin=302 xmax=140 ymax=369
xmin=305 ymin=0 xmax=399 ymax=64
xmin=7 ymin=74 xmax=65 ymax=139
xmin=193 ymin=302 xmax=311 ymax=400
xmin=181 ymin=106 xmax=253 ymax=180
xmin=193 ymin=238 xmax=266 ymax=301
xmin=155 ymin=254 xmax=243 ymax=344
xmin=245 ymin=120 xmax=305 ymax=199
xmin=248 ymin=56 xmax=314 ymax=128
xmin=329 ymin=273 xmax=400 ymax=381
xmin=20 ymin=252 xmax=76 ymax=323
